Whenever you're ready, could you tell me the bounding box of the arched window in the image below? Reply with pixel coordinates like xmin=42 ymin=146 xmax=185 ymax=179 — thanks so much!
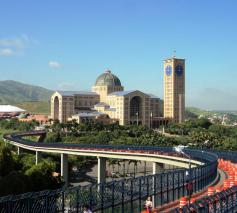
xmin=130 ymin=96 xmax=142 ymax=117
xmin=54 ymin=96 xmax=59 ymax=120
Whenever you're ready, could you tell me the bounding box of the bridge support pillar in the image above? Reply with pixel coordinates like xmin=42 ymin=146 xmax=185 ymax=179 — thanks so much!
xmin=36 ymin=151 xmax=40 ymax=165
xmin=61 ymin=153 xmax=68 ymax=187
xmin=38 ymin=132 xmax=46 ymax=143
xmin=97 ymin=157 xmax=106 ymax=184
xmin=17 ymin=146 xmax=23 ymax=155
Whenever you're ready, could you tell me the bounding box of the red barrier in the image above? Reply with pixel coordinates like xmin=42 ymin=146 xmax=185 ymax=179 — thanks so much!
xmin=223 ymin=179 xmax=230 ymax=190
xmin=179 ymin=197 xmax=187 ymax=209
xmin=216 ymin=186 xmax=222 ymax=193
xmin=230 ymin=180 xmax=235 ymax=187
xmin=208 ymin=187 xmax=215 ymax=196
xmin=190 ymin=198 xmax=196 ymax=204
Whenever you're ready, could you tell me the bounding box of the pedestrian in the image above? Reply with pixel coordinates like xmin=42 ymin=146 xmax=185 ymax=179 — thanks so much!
xmin=145 ymin=196 xmax=153 ymax=213
xmin=83 ymin=205 xmax=92 ymax=213
xmin=185 ymin=180 xmax=193 ymax=199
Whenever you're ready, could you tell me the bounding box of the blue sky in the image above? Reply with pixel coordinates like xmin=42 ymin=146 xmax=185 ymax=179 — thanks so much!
xmin=0 ymin=0 xmax=237 ymax=110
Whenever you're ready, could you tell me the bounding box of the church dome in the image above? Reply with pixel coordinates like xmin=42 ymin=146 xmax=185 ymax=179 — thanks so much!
xmin=95 ymin=70 xmax=121 ymax=87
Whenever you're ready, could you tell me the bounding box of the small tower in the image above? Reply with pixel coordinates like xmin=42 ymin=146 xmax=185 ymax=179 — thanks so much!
xmin=164 ymin=54 xmax=185 ymax=123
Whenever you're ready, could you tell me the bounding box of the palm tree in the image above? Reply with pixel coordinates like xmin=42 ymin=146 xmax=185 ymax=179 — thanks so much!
xmin=135 ymin=160 xmax=141 ymax=175
xmin=120 ymin=159 xmax=126 ymax=177
xmin=123 ymin=160 xmax=127 ymax=177
xmin=116 ymin=160 xmax=121 ymax=174
xmin=48 ymin=118 xmax=53 ymax=125
xmin=127 ymin=160 xmax=130 ymax=174
xmin=144 ymin=161 xmax=147 ymax=176
xmin=108 ymin=159 xmax=117 ymax=174
xmin=128 ymin=160 xmax=141 ymax=177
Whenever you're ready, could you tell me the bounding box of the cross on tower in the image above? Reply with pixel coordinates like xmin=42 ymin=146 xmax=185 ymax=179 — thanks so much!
xmin=173 ymin=50 xmax=176 ymax=58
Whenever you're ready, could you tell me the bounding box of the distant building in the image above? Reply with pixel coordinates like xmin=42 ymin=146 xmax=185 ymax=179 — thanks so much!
xmin=68 ymin=112 xmax=114 ymax=125
xmin=0 ymin=105 xmax=26 ymax=118
xmin=51 ymin=91 xmax=100 ymax=123
xmin=51 ymin=70 xmax=164 ymax=127
xmin=19 ymin=114 xmax=48 ymax=124
xmin=51 ymin=56 xmax=185 ymax=127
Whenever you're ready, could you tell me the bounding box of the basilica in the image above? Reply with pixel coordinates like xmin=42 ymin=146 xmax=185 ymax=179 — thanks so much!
xmin=51 ymin=57 xmax=185 ymax=127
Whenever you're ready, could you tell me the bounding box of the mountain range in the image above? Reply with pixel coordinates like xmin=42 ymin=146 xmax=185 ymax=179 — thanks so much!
xmin=0 ymin=80 xmax=53 ymax=104
xmin=1 ymin=80 xmax=235 ymax=118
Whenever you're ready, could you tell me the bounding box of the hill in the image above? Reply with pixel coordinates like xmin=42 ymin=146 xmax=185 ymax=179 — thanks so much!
xmin=0 ymin=80 xmax=53 ymax=104
xmin=186 ymin=107 xmax=237 ymax=124
xmin=17 ymin=101 xmax=50 ymax=115
xmin=186 ymin=107 xmax=235 ymax=117
xmin=186 ymin=107 xmax=217 ymax=117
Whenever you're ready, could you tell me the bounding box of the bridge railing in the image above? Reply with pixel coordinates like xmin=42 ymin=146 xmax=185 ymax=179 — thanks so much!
xmin=172 ymin=185 xmax=237 ymax=213
xmin=211 ymin=150 xmax=237 ymax=163
xmin=0 ymin=151 xmax=218 ymax=213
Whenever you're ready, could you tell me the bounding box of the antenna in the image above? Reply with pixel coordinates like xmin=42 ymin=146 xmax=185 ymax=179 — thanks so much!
xmin=173 ymin=50 xmax=176 ymax=58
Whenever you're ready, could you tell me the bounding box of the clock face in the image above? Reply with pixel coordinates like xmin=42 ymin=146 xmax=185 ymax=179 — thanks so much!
xmin=165 ymin=65 xmax=172 ymax=76
xmin=175 ymin=64 xmax=183 ymax=76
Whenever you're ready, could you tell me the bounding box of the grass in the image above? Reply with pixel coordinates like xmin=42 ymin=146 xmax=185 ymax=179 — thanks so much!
xmin=17 ymin=101 xmax=50 ymax=115
xmin=186 ymin=107 xmax=218 ymax=116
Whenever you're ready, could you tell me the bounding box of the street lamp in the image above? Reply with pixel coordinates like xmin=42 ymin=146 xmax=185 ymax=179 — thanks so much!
xmin=150 ymin=112 xmax=153 ymax=129
xmin=174 ymin=146 xmax=192 ymax=206
xmin=136 ymin=112 xmax=139 ymax=126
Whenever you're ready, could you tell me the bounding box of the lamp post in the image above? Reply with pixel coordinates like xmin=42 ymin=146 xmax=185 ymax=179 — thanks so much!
xmin=174 ymin=146 xmax=192 ymax=206
xmin=136 ymin=112 xmax=139 ymax=126
xmin=150 ymin=112 xmax=153 ymax=129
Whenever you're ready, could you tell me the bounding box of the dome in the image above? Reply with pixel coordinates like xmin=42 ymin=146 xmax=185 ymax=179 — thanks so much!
xmin=95 ymin=70 xmax=121 ymax=87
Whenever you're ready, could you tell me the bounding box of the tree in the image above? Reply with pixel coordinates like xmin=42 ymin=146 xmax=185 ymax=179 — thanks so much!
xmin=0 ymin=171 xmax=30 ymax=196
xmin=45 ymin=132 xmax=62 ymax=143
xmin=25 ymin=160 xmax=62 ymax=191
xmin=144 ymin=161 xmax=147 ymax=176
xmin=128 ymin=160 xmax=141 ymax=177
xmin=108 ymin=159 xmax=117 ymax=174
xmin=0 ymin=145 xmax=16 ymax=177
xmin=121 ymin=159 xmax=126 ymax=177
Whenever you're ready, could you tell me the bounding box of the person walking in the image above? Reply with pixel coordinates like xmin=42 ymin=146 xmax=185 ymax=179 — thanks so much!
xmin=145 ymin=196 xmax=153 ymax=213
xmin=83 ymin=205 xmax=92 ymax=213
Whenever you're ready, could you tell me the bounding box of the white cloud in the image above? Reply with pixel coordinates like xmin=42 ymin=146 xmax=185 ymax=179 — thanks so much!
xmin=0 ymin=48 xmax=13 ymax=56
xmin=49 ymin=61 xmax=61 ymax=69
xmin=0 ymin=35 xmax=38 ymax=56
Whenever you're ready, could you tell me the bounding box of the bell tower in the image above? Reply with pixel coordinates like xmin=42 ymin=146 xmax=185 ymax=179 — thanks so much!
xmin=164 ymin=55 xmax=185 ymax=123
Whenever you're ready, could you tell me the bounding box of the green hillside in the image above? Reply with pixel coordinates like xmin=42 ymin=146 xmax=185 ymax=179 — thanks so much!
xmin=17 ymin=101 xmax=50 ymax=115
xmin=186 ymin=107 xmax=236 ymax=117
xmin=186 ymin=107 xmax=221 ymax=116
xmin=186 ymin=107 xmax=237 ymax=123
xmin=0 ymin=80 xmax=53 ymax=104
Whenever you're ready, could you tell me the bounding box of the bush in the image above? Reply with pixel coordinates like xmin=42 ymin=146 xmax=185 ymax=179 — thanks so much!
xmin=0 ymin=145 xmax=16 ymax=177
xmin=0 ymin=171 xmax=30 ymax=196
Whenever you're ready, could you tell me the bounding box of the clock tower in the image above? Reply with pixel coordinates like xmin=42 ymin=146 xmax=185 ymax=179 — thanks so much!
xmin=164 ymin=56 xmax=185 ymax=123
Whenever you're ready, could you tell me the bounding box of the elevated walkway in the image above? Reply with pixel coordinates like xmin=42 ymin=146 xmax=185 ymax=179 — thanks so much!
xmin=1 ymin=131 xmax=219 ymax=213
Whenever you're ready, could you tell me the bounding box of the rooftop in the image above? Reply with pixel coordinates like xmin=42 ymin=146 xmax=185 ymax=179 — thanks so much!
xmin=56 ymin=91 xmax=98 ymax=96
xmin=108 ymin=90 xmax=137 ymax=96
xmin=94 ymin=102 xmax=109 ymax=107
xmin=0 ymin=105 xmax=26 ymax=113
xmin=73 ymin=111 xmax=105 ymax=117
xmin=94 ymin=70 xmax=122 ymax=87
xmin=148 ymin=94 xmax=160 ymax=99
